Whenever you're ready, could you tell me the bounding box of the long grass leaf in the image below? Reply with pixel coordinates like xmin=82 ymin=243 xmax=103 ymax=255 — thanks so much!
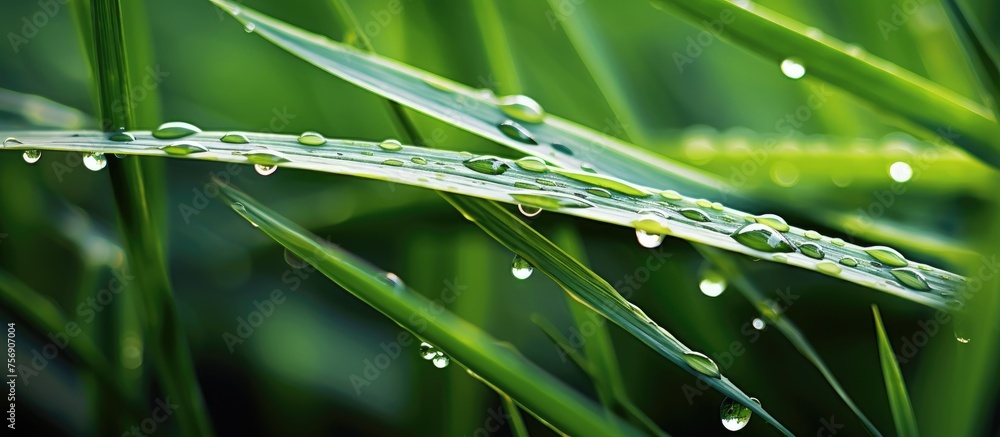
xmin=872 ymin=305 xmax=920 ymax=437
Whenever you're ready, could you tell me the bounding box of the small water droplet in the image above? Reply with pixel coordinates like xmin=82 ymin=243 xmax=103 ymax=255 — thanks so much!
xmin=695 ymin=199 xmax=712 ymax=209
xmin=660 ymin=190 xmax=682 ymax=201
xmin=720 ymin=397 xmax=758 ymax=431
xmin=731 ymin=223 xmax=795 ymax=253
xmin=585 ymin=187 xmax=612 ymax=198
xmin=3 ymin=137 xmax=22 ymax=146
xmin=221 ymin=132 xmax=250 ymax=144
xmin=432 ymin=351 xmax=450 ymax=368
xmin=498 ymin=95 xmax=545 ymax=123
xmin=511 ymin=255 xmax=533 ymax=279
xmin=839 ymin=257 xmax=858 ymax=267
xmin=550 ymin=143 xmax=573 ymax=155
xmin=82 ymin=152 xmax=107 ymax=171
xmin=780 ymin=58 xmax=806 ymax=79
xmin=831 ymin=238 xmax=845 ymax=246
xmin=22 ymin=150 xmax=41 ymax=164
xmin=255 ymin=164 xmax=277 ymax=176
xmin=514 ymin=156 xmax=548 ymax=173
xmin=110 ymin=131 xmax=135 ymax=142
xmin=385 ymin=272 xmax=404 ymax=289
xmin=463 ymin=155 xmax=510 ymax=175
xmin=580 ymin=163 xmax=597 ymax=173
xmin=681 ymin=208 xmax=711 ymax=222
xmin=682 ymin=351 xmax=720 ymax=378
xmin=153 ymin=121 xmax=201 ymax=139
xmin=244 ymin=22 xmax=256 ymax=33
xmin=379 ymin=139 xmax=403 ymax=151
xmin=864 ymin=246 xmax=908 ymax=267
xmin=804 ymin=230 xmax=821 ymax=240
xmin=517 ymin=204 xmax=542 ymax=217
xmin=298 ymin=131 xmax=327 ymax=146
xmin=419 ymin=342 xmax=438 ymax=360
xmin=381 ymin=159 xmax=404 ymax=167
xmin=410 ymin=157 xmax=427 ymax=165
xmin=817 ymin=261 xmax=842 ymax=275
xmin=510 ymin=191 xmax=594 ymax=209
xmin=890 ymin=267 xmax=931 ymax=291
xmin=699 ymin=269 xmax=727 ymax=297
xmin=711 ymin=202 xmax=724 ymax=211
xmin=754 ymin=214 xmax=789 ymax=232
xmin=752 ymin=318 xmax=765 ymax=330
xmin=160 ymin=141 xmax=208 ymax=155
xmin=498 ymin=120 xmax=538 ymax=145
xmin=798 ymin=242 xmax=824 ymax=259
xmin=889 ymin=161 xmax=912 ymax=182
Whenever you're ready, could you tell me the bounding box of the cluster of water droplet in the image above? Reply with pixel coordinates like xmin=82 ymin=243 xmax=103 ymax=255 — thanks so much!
xmin=418 ymin=341 xmax=450 ymax=368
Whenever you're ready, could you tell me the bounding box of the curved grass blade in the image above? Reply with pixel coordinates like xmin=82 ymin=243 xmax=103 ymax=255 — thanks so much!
xmin=941 ymin=0 xmax=1000 ymax=115
xmin=441 ymin=193 xmax=793 ymax=436
xmin=695 ymin=245 xmax=881 ymax=436
xmin=213 ymin=183 xmax=646 ymax=437
xmin=648 ymin=0 xmax=1000 ymax=169
xmin=209 ymin=0 xmax=728 ymax=199
xmin=0 ymin=130 xmax=967 ymax=311
xmin=872 ymin=306 xmax=920 ymax=437
xmin=0 ymin=88 xmax=92 ymax=129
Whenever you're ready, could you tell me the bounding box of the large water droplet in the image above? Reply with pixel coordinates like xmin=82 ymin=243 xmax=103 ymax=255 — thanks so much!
xmin=3 ymin=137 xmax=22 ymax=146
xmin=798 ymin=242 xmax=824 ymax=259
xmin=221 ymin=132 xmax=250 ymax=144
xmin=780 ymin=58 xmax=806 ymax=79
xmin=255 ymin=164 xmax=277 ymax=176
xmin=682 ymin=351 xmax=720 ymax=378
xmin=699 ymin=269 xmax=727 ymax=297
xmin=410 ymin=157 xmax=427 ymax=165
xmin=22 ymin=150 xmax=41 ymax=164
xmin=585 ymin=187 xmax=612 ymax=198
xmin=804 ymin=230 xmax=821 ymax=240
xmin=498 ymin=120 xmax=538 ymax=145
xmin=660 ymin=190 xmax=683 ymax=201
xmin=816 ymin=261 xmax=842 ymax=275
xmin=633 ymin=210 xmax=669 ymax=248
xmin=498 ymin=95 xmax=545 ymax=123
xmin=636 ymin=228 xmax=665 ymax=249
xmin=731 ymin=223 xmax=795 ymax=253
xmin=839 ymin=257 xmax=858 ymax=267
xmin=511 ymin=255 xmax=533 ymax=279
xmin=681 ymin=208 xmax=711 ymax=222
xmin=720 ymin=397 xmax=759 ymax=431
xmin=381 ymin=159 xmax=404 ymax=167
xmin=463 ymin=155 xmax=510 ymax=175
xmin=517 ymin=204 xmax=542 ymax=217
xmin=514 ymin=156 xmax=548 ymax=173
xmin=890 ymin=268 xmax=931 ymax=291
xmin=419 ymin=342 xmax=437 ymax=360
xmin=153 ymin=121 xmax=201 ymax=139
xmin=379 ymin=139 xmax=403 ymax=151
xmin=160 ymin=141 xmax=208 ymax=155
xmin=110 ymin=131 xmax=136 ymax=142
xmin=83 ymin=152 xmax=107 ymax=171
xmin=864 ymin=246 xmax=908 ymax=267
xmin=432 ymin=352 xmax=450 ymax=368
xmin=298 ymin=131 xmax=326 ymax=146
xmin=753 ymin=214 xmax=789 ymax=232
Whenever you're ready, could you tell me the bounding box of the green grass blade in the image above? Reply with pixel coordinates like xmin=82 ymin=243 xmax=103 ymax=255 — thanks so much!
xmin=0 ymin=88 xmax=92 ymax=129
xmin=0 ymin=130 xmax=967 ymax=311
xmin=500 ymin=394 xmax=531 ymax=437
xmin=213 ymin=183 xmax=645 ymax=437
xmin=695 ymin=245 xmax=882 ymax=436
xmin=648 ymin=0 xmax=1000 ymax=168
xmin=872 ymin=305 xmax=920 ymax=437
xmin=940 ymin=0 xmax=1000 ymax=115
xmin=440 ymin=193 xmax=793 ymax=436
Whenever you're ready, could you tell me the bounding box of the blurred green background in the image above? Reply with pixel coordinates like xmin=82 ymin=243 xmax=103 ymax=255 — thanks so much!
xmin=1 ymin=0 xmax=998 ymax=435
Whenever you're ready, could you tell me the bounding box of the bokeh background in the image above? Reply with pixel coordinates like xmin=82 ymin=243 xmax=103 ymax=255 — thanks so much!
xmin=0 ymin=0 xmax=998 ymax=435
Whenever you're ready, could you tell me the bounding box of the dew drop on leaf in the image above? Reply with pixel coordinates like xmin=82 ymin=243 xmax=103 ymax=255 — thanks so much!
xmin=498 ymin=94 xmax=545 ymax=123
xmin=517 ymin=204 xmax=542 ymax=217
xmin=22 ymin=150 xmax=41 ymax=164
xmin=221 ymin=132 xmax=250 ymax=144
xmin=153 ymin=121 xmax=201 ymax=139
xmin=699 ymin=269 xmax=727 ymax=297
xmin=254 ymin=164 xmax=277 ymax=176
xmin=379 ymin=139 xmax=403 ymax=151
xmin=682 ymin=351 xmax=720 ymax=378
xmin=798 ymin=242 xmax=824 ymax=259
xmin=463 ymin=155 xmax=510 ymax=175
xmin=3 ymin=137 xmax=22 ymax=146
xmin=720 ymin=397 xmax=758 ymax=431
xmin=498 ymin=120 xmax=538 ymax=145
xmin=730 ymin=223 xmax=795 ymax=253
xmin=431 ymin=351 xmax=450 ymax=369
xmin=83 ymin=152 xmax=107 ymax=171
xmin=511 ymin=255 xmax=533 ymax=280
xmin=419 ymin=342 xmax=437 ymax=360
xmin=297 ymin=131 xmax=327 ymax=146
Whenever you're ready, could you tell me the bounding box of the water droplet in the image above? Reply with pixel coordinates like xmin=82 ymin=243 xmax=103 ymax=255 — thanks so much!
xmin=635 ymin=228 xmax=665 ymax=249
xmin=419 ymin=342 xmax=437 ymax=360
xmin=361 ymin=151 xmax=374 ymax=156
xmin=660 ymin=190 xmax=683 ymax=201
xmin=681 ymin=208 xmax=711 ymax=222
xmin=889 ymin=161 xmax=912 ymax=182
xmin=463 ymin=155 xmax=510 ymax=175
xmin=244 ymin=22 xmax=256 ymax=33
xmin=284 ymin=248 xmax=308 ymax=269
xmin=82 ymin=152 xmax=107 ymax=171
xmin=510 ymin=191 xmax=594 ymax=209
xmin=752 ymin=318 xmax=766 ymax=330
xmin=298 ymin=131 xmax=326 ymax=146
xmin=517 ymin=204 xmax=542 ymax=217
xmin=22 ymin=150 xmax=41 ymax=164
xmin=381 ymin=159 xmax=404 ymax=167
xmin=536 ymin=178 xmax=556 ymax=187
xmin=498 ymin=95 xmax=545 ymax=123
xmin=514 ymin=156 xmax=548 ymax=173
xmin=153 ymin=121 xmax=201 ymax=139
xmin=780 ymin=58 xmax=806 ymax=79
xmin=831 ymin=238 xmax=845 ymax=246
xmin=231 ymin=202 xmax=259 ymax=227
xmin=110 ymin=132 xmax=135 ymax=142
xmin=498 ymin=120 xmax=538 ymax=145
xmin=410 ymin=157 xmax=427 ymax=165
xmin=221 ymin=132 xmax=250 ymax=144
xmin=552 ymin=169 xmax=650 ymax=197
xmin=731 ymin=223 xmax=795 ymax=253
xmin=711 ymin=202 xmax=724 ymax=211
xmin=550 ymin=143 xmax=573 ymax=155
xmin=864 ymin=246 xmax=908 ymax=267
xmin=917 ymin=264 xmax=931 ymax=271
xmin=511 ymin=255 xmax=533 ymax=279
xmin=798 ymin=242 xmax=824 ymax=259
xmin=254 ymin=164 xmax=277 ymax=176
xmin=839 ymin=257 xmax=858 ymax=267
xmin=633 ymin=210 xmax=670 ymax=248
xmin=3 ymin=137 xmax=22 ymax=146
xmin=753 ymin=214 xmax=789 ymax=232
xmin=580 ymin=163 xmax=597 ymax=173
xmin=720 ymin=397 xmax=758 ymax=431
xmin=817 ymin=261 xmax=842 ymax=275
xmin=432 ymin=352 xmax=450 ymax=368
xmin=159 ymin=141 xmax=208 ymax=155
xmin=890 ymin=268 xmax=931 ymax=291
xmin=699 ymin=269 xmax=727 ymax=297
xmin=585 ymin=187 xmax=612 ymax=198
xmin=695 ymin=199 xmax=712 ymax=209
xmin=513 ymin=182 xmax=540 ymax=191
xmin=385 ymin=273 xmax=404 ymax=289
xmin=379 ymin=139 xmax=403 ymax=151
xmin=241 ymin=150 xmax=290 ymax=166
xmin=804 ymin=230 xmax=821 ymax=240
xmin=682 ymin=351 xmax=720 ymax=378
